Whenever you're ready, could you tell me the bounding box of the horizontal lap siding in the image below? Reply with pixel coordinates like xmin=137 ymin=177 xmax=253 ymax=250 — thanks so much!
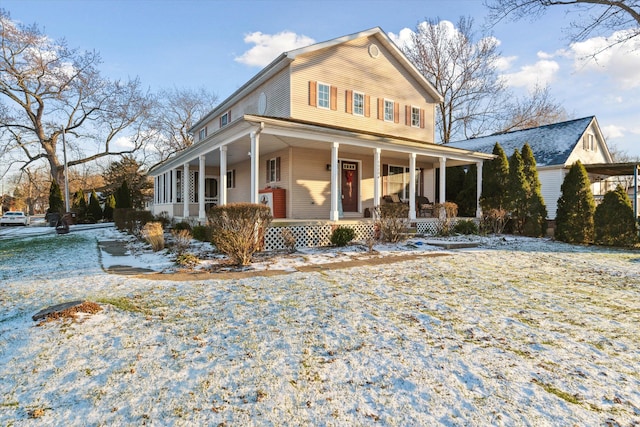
xmin=539 ymin=168 xmax=565 ymax=219
xmin=290 ymin=36 xmax=437 ymax=143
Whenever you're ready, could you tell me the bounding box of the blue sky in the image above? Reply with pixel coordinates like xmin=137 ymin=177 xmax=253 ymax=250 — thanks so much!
xmin=3 ymin=0 xmax=640 ymax=159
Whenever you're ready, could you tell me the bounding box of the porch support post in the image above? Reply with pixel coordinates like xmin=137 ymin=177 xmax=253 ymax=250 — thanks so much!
xmin=409 ymin=153 xmax=416 ymax=220
xmin=439 ymin=157 xmax=447 ymax=218
xmin=182 ymin=163 xmax=189 ymax=218
xmin=219 ymin=146 xmax=228 ymax=206
xmin=250 ymin=131 xmax=260 ymax=203
xmin=373 ymin=148 xmax=381 ymax=215
xmin=476 ymin=161 xmax=483 ymax=218
xmin=634 ymin=163 xmax=638 ymax=221
xmin=171 ymin=169 xmax=178 ymax=204
xmin=198 ymin=155 xmax=206 ymax=222
xmin=330 ymin=142 xmax=340 ymax=221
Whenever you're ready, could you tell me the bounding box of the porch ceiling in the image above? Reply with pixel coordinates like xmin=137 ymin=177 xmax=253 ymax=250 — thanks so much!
xmin=151 ymin=115 xmax=492 ymax=174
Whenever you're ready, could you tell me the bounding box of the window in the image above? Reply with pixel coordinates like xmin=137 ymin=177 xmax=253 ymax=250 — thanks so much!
xmin=266 ymin=157 xmax=281 ymax=183
xmin=383 ymin=165 xmax=422 ymax=200
xmin=583 ymin=134 xmax=597 ymax=151
xmin=353 ymin=92 xmax=364 ymax=116
xmin=318 ymin=83 xmax=330 ymax=109
xmin=220 ymin=111 xmax=231 ymax=127
xmin=199 ymin=127 xmax=207 ymax=141
xmin=411 ymin=106 xmax=421 ymax=127
xmin=176 ymin=170 xmax=182 ymax=202
xmin=384 ymin=100 xmax=394 ymax=122
xmin=226 ymin=169 xmax=235 ymax=189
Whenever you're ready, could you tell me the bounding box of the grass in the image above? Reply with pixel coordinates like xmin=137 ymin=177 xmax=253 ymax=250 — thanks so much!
xmin=95 ymin=296 xmax=150 ymax=315
xmin=534 ymin=380 xmax=581 ymax=405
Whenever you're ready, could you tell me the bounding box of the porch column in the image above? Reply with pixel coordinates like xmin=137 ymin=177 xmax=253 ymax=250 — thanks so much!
xmin=219 ymin=145 xmax=228 ymax=206
xmin=476 ymin=161 xmax=483 ymax=218
xmin=171 ymin=169 xmax=178 ymax=204
xmin=198 ymin=155 xmax=206 ymax=221
xmin=250 ymin=131 xmax=260 ymax=204
xmin=439 ymin=157 xmax=447 ymax=218
xmin=330 ymin=142 xmax=340 ymax=221
xmin=409 ymin=153 xmax=416 ymax=220
xmin=160 ymin=174 xmax=166 ymax=204
xmin=373 ymin=148 xmax=381 ymax=215
xmin=182 ymin=163 xmax=189 ymax=218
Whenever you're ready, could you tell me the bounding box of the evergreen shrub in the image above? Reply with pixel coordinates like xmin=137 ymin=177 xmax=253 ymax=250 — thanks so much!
xmin=555 ymin=161 xmax=595 ymax=244
xmin=330 ymin=226 xmax=356 ymax=247
xmin=594 ymin=186 xmax=638 ymax=247
xmin=192 ymin=225 xmax=212 ymax=242
xmin=453 ymin=219 xmax=479 ymax=235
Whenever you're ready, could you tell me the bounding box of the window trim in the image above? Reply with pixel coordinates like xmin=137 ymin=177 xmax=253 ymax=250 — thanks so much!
xmin=383 ymin=99 xmax=394 ymax=122
xmin=198 ymin=127 xmax=207 ymax=141
xmin=226 ymin=169 xmax=235 ymax=189
xmin=219 ymin=110 xmax=231 ymax=127
xmin=317 ymin=82 xmax=330 ymax=109
xmin=353 ymin=91 xmax=365 ymax=116
xmin=411 ymin=106 xmax=421 ymax=128
xmin=266 ymin=156 xmax=281 ymax=184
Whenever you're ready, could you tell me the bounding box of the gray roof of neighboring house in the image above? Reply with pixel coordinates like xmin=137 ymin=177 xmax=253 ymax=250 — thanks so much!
xmin=447 ymin=116 xmax=595 ymax=167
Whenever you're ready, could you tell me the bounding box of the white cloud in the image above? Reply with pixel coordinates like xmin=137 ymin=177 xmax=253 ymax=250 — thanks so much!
xmin=568 ymin=29 xmax=640 ymax=88
xmin=602 ymin=124 xmax=625 ymax=140
xmin=499 ymin=57 xmax=560 ymax=90
xmin=234 ymin=31 xmax=315 ymax=67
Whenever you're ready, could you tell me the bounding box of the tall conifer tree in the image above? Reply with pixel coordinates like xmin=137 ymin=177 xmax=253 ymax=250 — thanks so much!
xmin=480 ymin=143 xmax=509 ymax=211
xmin=556 ymin=161 xmax=595 ymax=243
xmin=506 ymin=148 xmax=530 ymax=234
xmin=46 ymin=180 xmax=64 ymax=215
xmin=521 ymin=143 xmax=548 ymax=236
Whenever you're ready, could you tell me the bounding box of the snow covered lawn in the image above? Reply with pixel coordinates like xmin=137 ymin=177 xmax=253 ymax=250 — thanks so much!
xmin=0 ymin=227 xmax=639 ymax=425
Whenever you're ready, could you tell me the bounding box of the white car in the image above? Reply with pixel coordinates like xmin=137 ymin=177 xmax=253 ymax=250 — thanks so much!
xmin=0 ymin=211 xmax=29 ymax=226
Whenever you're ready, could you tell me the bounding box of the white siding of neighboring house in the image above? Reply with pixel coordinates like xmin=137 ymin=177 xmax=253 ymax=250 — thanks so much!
xmin=539 ymin=167 xmax=566 ymax=220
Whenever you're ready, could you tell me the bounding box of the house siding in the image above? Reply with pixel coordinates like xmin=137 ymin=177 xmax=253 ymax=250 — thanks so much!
xmin=195 ymin=68 xmax=291 ymax=140
xmin=565 ymin=125 xmax=610 ymax=166
xmin=539 ymin=168 xmax=566 ymax=219
xmin=290 ymin=35 xmax=437 ymax=143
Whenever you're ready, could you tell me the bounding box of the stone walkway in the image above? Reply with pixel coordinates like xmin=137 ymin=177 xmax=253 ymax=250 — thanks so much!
xmin=97 ymin=240 xmax=156 ymax=275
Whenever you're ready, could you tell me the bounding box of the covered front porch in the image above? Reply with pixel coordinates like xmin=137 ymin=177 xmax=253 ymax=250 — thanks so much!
xmin=149 ymin=115 xmax=494 ymax=223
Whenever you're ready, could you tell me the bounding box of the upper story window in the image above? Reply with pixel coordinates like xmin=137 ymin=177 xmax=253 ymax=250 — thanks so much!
xmin=411 ymin=106 xmax=421 ymax=127
xmin=318 ymin=83 xmax=330 ymax=109
xmin=198 ymin=127 xmax=207 ymax=141
xmin=583 ymin=133 xmax=597 ymax=151
xmin=353 ymin=92 xmax=364 ymax=116
xmin=384 ymin=99 xmax=394 ymax=122
xmin=220 ymin=111 xmax=231 ymax=127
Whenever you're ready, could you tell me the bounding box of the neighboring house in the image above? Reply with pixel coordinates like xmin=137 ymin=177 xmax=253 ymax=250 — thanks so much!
xmin=149 ymin=27 xmax=492 ymax=228
xmin=448 ymin=116 xmax=614 ymax=219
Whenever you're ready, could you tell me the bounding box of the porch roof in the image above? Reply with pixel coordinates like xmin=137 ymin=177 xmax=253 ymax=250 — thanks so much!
xmin=150 ymin=115 xmax=494 ymax=177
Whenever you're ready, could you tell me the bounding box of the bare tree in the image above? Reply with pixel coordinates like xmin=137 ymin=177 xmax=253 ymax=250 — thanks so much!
xmin=0 ymin=10 xmax=154 ymax=198
xmin=151 ymin=87 xmax=218 ymax=165
xmin=498 ymin=84 xmax=568 ymax=132
xmin=485 ymin=0 xmax=640 ymax=53
xmin=403 ymin=17 xmax=508 ymax=142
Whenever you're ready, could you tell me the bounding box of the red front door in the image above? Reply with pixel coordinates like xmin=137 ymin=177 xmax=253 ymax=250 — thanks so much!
xmin=341 ymin=161 xmax=359 ymax=212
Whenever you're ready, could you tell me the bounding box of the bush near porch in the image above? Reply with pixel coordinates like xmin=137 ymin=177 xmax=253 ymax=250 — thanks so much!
xmin=207 ymin=203 xmax=272 ymax=266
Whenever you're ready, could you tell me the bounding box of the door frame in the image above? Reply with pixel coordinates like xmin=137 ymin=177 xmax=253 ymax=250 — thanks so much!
xmin=339 ymin=158 xmax=362 ymax=214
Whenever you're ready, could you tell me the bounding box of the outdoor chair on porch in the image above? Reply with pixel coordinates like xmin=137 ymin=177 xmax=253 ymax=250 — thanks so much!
xmin=416 ymin=196 xmax=434 ymax=217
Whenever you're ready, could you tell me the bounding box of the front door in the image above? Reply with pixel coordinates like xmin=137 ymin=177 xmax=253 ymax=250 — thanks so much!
xmin=341 ymin=161 xmax=359 ymax=212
